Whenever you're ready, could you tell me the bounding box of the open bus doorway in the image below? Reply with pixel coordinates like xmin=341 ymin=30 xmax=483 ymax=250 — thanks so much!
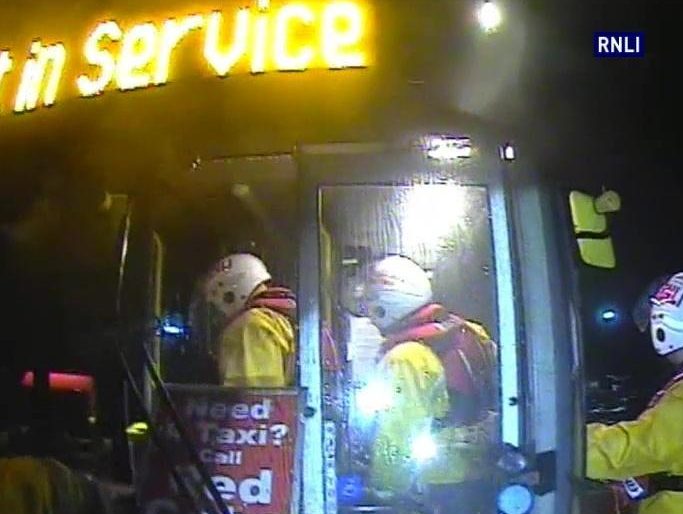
xmin=123 ymin=155 xmax=302 ymax=514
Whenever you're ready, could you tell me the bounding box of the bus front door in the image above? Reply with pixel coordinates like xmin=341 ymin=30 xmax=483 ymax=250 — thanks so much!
xmin=297 ymin=142 xmax=531 ymax=514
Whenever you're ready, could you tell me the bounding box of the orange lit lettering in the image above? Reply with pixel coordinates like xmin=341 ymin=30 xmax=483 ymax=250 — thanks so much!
xmin=0 ymin=0 xmax=370 ymax=116
xmin=251 ymin=0 xmax=270 ymax=73
xmin=77 ymin=21 xmax=123 ymax=97
xmin=116 ymin=23 xmax=158 ymax=91
xmin=274 ymin=4 xmax=315 ymax=71
xmin=322 ymin=1 xmax=366 ymax=68
xmin=14 ymin=40 xmax=66 ymax=112
xmin=154 ymin=15 xmax=204 ymax=85
xmin=204 ymin=10 xmax=251 ymax=76
xmin=0 ymin=50 xmax=12 ymax=93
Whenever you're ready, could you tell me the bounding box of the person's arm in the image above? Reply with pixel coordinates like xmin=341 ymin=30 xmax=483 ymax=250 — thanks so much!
xmin=587 ymin=386 xmax=683 ymax=480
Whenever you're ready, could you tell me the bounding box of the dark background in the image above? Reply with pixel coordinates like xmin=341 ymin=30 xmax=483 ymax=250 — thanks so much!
xmin=532 ymin=0 xmax=682 ymax=403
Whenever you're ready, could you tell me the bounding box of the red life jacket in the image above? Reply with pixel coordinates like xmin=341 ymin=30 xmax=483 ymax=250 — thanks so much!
xmin=382 ymin=304 xmax=495 ymax=415
xmin=246 ymin=287 xmax=341 ymax=371
xmin=246 ymin=286 xmax=297 ymax=320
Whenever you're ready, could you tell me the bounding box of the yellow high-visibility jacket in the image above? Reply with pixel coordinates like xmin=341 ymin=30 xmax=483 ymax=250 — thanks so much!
xmin=0 ymin=457 xmax=100 ymax=514
xmin=219 ymin=306 xmax=295 ymax=388
xmin=369 ymin=340 xmax=495 ymax=492
xmin=587 ymin=379 xmax=683 ymax=514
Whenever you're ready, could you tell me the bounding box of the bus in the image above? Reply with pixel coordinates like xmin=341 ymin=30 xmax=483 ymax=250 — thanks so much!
xmin=0 ymin=1 xmax=625 ymax=513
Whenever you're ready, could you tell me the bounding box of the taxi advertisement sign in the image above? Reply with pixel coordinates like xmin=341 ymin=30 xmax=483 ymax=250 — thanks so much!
xmin=137 ymin=384 xmax=301 ymax=514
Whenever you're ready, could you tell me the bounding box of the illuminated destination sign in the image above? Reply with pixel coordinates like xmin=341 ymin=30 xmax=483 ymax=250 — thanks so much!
xmin=0 ymin=0 xmax=369 ymax=116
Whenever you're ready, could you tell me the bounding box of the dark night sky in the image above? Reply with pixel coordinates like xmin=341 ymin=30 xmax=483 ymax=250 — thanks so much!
xmin=529 ymin=0 xmax=683 ymax=398
xmin=523 ymin=0 xmax=675 ymax=163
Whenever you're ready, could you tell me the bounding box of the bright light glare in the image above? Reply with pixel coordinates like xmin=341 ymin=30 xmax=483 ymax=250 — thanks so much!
xmin=601 ymin=309 xmax=617 ymax=322
xmin=427 ymin=145 xmax=471 ymax=160
xmin=162 ymin=324 xmax=183 ymax=335
xmin=402 ymin=184 xmax=468 ymax=256
xmin=501 ymin=143 xmax=515 ymax=161
xmin=478 ymin=1 xmax=503 ymax=33
xmin=411 ymin=432 xmax=437 ymax=462
xmin=497 ymin=484 xmax=534 ymax=514
xmin=356 ymin=379 xmax=394 ymax=415
xmin=426 ymin=136 xmax=472 ymax=160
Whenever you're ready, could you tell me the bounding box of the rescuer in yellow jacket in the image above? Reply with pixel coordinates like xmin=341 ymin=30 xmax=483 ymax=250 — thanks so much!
xmin=204 ymin=253 xmax=296 ymax=388
xmin=0 ymin=456 xmax=133 ymax=514
xmin=587 ymin=271 xmax=683 ymax=514
xmin=357 ymin=256 xmax=497 ymax=513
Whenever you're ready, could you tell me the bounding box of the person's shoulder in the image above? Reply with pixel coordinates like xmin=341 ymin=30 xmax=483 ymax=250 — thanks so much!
xmin=231 ymin=307 xmax=294 ymax=335
xmin=249 ymin=305 xmax=292 ymax=322
xmin=227 ymin=304 xmax=280 ymax=319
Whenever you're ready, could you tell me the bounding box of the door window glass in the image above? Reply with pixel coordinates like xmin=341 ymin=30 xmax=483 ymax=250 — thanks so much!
xmin=319 ymin=183 xmax=500 ymax=513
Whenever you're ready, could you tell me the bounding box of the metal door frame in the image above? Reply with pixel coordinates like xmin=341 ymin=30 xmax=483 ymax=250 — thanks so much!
xmin=504 ymin=167 xmax=579 ymax=514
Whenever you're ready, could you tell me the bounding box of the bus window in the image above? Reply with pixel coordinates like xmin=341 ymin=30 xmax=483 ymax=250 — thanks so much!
xmin=319 ymin=183 xmax=499 ymax=513
xmin=151 ymin=158 xmax=298 ymax=386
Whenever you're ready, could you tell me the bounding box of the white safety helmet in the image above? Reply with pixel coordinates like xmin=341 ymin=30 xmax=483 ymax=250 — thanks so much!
xmin=650 ymin=272 xmax=683 ymax=356
xmin=362 ymin=255 xmax=433 ymax=332
xmin=205 ymin=254 xmax=272 ymax=319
